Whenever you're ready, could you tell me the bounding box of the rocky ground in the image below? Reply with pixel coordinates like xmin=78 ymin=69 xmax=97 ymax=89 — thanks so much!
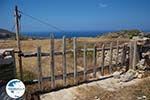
xmin=40 ymin=50 xmax=150 ymax=100
xmin=40 ymin=73 xmax=150 ymax=100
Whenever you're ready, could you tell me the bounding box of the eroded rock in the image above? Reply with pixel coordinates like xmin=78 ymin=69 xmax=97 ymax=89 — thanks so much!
xmin=112 ymin=71 xmax=121 ymax=79
xmin=136 ymin=59 xmax=146 ymax=70
xmin=120 ymin=69 xmax=137 ymax=82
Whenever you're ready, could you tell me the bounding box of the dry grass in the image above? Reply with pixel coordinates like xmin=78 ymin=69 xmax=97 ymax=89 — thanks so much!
xmin=1 ymin=38 xmax=150 ymax=100
xmin=0 ymin=37 xmax=129 ymax=81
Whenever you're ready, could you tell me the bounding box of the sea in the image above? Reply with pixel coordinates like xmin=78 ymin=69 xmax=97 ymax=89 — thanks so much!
xmin=22 ymin=31 xmax=110 ymax=39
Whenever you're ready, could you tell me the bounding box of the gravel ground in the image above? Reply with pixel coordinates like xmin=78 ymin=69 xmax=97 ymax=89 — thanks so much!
xmin=40 ymin=76 xmax=150 ymax=100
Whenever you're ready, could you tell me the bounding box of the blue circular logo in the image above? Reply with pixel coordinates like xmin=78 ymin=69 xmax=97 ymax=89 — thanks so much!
xmin=6 ymin=79 xmax=25 ymax=99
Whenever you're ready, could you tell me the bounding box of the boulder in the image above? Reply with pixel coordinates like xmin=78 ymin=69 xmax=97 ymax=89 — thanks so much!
xmin=137 ymin=74 xmax=143 ymax=79
xmin=137 ymin=71 xmax=145 ymax=79
xmin=136 ymin=59 xmax=146 ymax=70
xmin=132 ymin=36 xmax=150 ymax=45
xmin=142 ymin=52 xmax=150 ymax=68
xmin=137 ymin=95 xmax=147 ymax=100
xmin=112 ymin=71 xmax=121 ymax=79
xmin=120 ymin=69 xmax=137 ymax=82
xmin=0 ymin=55 xmax=13 ymax=65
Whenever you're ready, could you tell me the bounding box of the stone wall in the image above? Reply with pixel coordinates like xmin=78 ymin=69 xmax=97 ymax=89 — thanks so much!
xmin=0 ymin=49 xmax=16 ymax=81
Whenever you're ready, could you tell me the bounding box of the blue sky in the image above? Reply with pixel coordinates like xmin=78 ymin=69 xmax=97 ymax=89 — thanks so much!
xmin=0 ymin=0 xmax=150 ymax=32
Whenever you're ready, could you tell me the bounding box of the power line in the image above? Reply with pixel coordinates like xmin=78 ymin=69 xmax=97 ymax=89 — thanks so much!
xmin=11 ymin=24 xmax=16 ymax=32
xmin=11 ymin=15 xmax=21 ymax=33
xmin=18 ymin=10 xmax=65 ymax=33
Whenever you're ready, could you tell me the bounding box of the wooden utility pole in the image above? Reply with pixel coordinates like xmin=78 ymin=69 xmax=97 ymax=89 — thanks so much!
xmin=15 ymin=6 xmax=23 ymax=81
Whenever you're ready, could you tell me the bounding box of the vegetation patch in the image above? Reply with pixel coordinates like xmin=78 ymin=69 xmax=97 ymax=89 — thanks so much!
xmin=98 ymin=29 xmax=142 ymax=39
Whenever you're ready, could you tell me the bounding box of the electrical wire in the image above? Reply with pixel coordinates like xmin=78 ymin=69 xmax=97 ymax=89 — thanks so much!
xmin=18 ymin=10 xmax=65 ymax=33
xmin=11 ymin=24 xmax=16 ymax=32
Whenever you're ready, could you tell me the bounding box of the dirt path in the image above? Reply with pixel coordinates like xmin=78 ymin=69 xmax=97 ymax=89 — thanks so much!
xmin=40 ymin=76 xmax=150 ymax=100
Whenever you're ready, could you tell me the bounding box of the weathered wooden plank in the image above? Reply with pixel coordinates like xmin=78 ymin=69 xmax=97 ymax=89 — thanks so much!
xmin=83 ymin=43 xmax=87 ymax=81
xmin=0 ymin=48 xmax=14 ymax=53
xmin=21 ymin=45 xmax=124 ymax=57
xmin=132 ymin=41 xmax=137 ymax=70
xmin=73 ymin=37 xmax=77 ymax=83
xmin=37 ymin=46 xmax=43 ymax=90
xmin=124 ymin=45 xmax=127 ymax=66
xmin=42 ymin=64 xmax=115 ymax=81
xmin=109 ymin=42 xmax=113 ymax=74
xmin=129 ymin=42 xmax=133 ymax=69
xmin=101 ymin=44 xmax=105 ymax=76
xmin=62 ymin=36 xmax=67 ymax=86
xmin=50 ymin=33 xmax=55 ymax=89
xmin=93 ymin=44 xmax=97 ymax=77
xmin=121 ymin=44 xmax=126 ymax=66
xmin=116 ymin=40 xmax=119 ymax=65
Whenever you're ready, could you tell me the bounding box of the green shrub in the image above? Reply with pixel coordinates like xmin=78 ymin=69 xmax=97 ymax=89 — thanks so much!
xmin=97 ymin=29 xmax=142 ymax=39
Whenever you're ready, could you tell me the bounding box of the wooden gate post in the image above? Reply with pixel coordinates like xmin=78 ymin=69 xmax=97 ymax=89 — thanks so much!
xmin=101 ymin=44 xmax=105 ymax=76
xmin=129 ymin=41 xmax=133 ymax=69
xmin=37 ymin=46 xmax=42 ymax=90
xmin=116 ymin=40 xmax=119 ymax=65
xmin=132 ymin=40 xmax=137 ymax=70
xmin=73 ymin=37 xmax=77 ymax=84
xmin=109 ymin=42 xmax=113 ymax=74
xmin=93 ymin=44 xmax=97 ymax=77
xmin=83 ymin=43 xmax=87 ymax=81
xmin=121 ymin=44 xmax=127 ymax=66
xmin=62 ymin=36 xmax=67 ymax=86
xmin=50 ymin=33 xmax=55 ymax=89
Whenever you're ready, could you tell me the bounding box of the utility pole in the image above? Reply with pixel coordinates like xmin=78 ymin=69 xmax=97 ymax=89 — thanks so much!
xmin=15 ymin=6 xmax=23 ymax=81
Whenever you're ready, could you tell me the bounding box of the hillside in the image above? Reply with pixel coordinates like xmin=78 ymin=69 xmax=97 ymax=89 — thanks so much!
xmin=0 ymin=28 xmax=15 ymax=39
xmin=98 ymin=29 xmax=146 ymax=39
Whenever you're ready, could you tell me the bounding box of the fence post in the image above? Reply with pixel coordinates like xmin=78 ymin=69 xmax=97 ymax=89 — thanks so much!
xmin=37 ymin=46 xmax=42 ymax=90
xmin=124 ymin=45 xmax=127 ymax=66
xmin=73 ymin=37 xmax=77 ymax=84
xmin=101 ymin=44 xmax=105 ymax=76
xmin=50 ymin=33 xmax=55 ymax=89
xmin=83 ymin=43 xmax=87 ymax=81
xmin=129 ymin=41 xmax=133 ymax=69
xmin=116 ymin=40 xmax=119 ymax=65
xmin=109 ymin=42 xmax=113 ymax=74
xmin=121 ymin=44 xmax=126 ymax=66
xmin=132 ymin=41 xmax=137 ymax=70
xmin=62 ymin=36 xmax=67 ymax=86
xmin=93 ymin=44 xmax=97 ymax=77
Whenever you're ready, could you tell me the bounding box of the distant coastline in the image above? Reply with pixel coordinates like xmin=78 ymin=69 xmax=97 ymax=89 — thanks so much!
xmin=0 ymin=28 xmax=150 ymax=40
xmin=21 ymin=30 xmax=116 ymax=39
xmin=22 ymin=30 xmax=150 ymax=39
